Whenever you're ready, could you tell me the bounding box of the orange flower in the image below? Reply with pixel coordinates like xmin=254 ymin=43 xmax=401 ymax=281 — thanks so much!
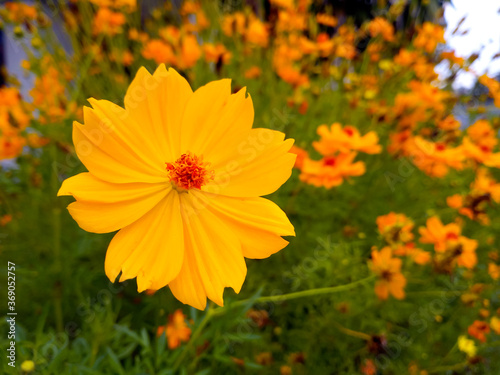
xmin=276 ymin=65 xmax=309 ymax=87
xmin=270 ymin=0 xmax=295 ymax=9
xmin=159 ymin=25 xmax=181 ymax=45
xmin=222 ymin=12 xmax=246 ymax=37
xmin=316 ymin=33 xmax=335 ymax=57
xmin=0 ymin=87 xmax=30 ymax=132
xmin=393 ymin=243 xmax=431 ymax=265
xmin=27 ymin=133 xmax=49 ymax=148
xmin=0 ymin=134 xmax=26 ymax=160
xmin=179 ymin=0 xmax=200 ymax=15
xmin=361 ymin=359 xmax=376 ymax=375
xmin=335 ymin=42 xmax=356 ymax=60
xmin=413 ymin=22 xmax=444 ymax=53
xmin=276 ymin=9 xmax=307 ymax=32
xmin=387 ymin=130 xmax=412 ymax=155
xmin=289 ymin=145 xmax=308 ymax=169
xmin=298 ymin=35 xmax=317 ymax=54
xmin=144 ymin=32 xmax=201 ymax=69
xmin=179 ymin=34 xmax=202 ymax=69
xmin=449 ymin=169 xmax=500 ymax=223
xmin=407 ymin=245 xmax=431 ymax=265
xmin=407 ymin=136 xmax=464 ymax=177
xmin=247 ymin=309 xmax=270 ymax=328
xmin=462 ymin=137 xmax=500 ymax=167
xmin=420 ymin=217 xmax=477 ymax=269
xmin=89 ymin=0 xmax=136 ymax=10
xmin=369 ymin=247 xmax=406 ymax=300
xmin=142 ymin=40 xmax=176 ymax=65
xmin=472 ymin=168 xmax=500 ymax=203
xmin=454 ymin=236 xmax=478 ymax=269
xmin=299 ymin=152 xmax=365 ymax=188
xmin=479 ymin=74 xmax=500 ymax=107
xmin=394 ymin=49 xmax=419 ymax=67
xmin=467 ymin=120 xmax=497 ymax=148
xmin=367 ymin=43 xmax=383 ymax=62
xmin=313 ymin=123 xmax=382 ymax=155
xmin=447 ymin=194 xmax=463 ymax=209
xmin=93 ymin=7 xmax=125 ymax=35
xmin=244 ymin=66 xmax=262 ymax=79
xmin=376 ymin=212 xmax=414 ymax=244
xmin=0 ymin=214 xmax=12 ymax=226
xmin=438 ymin=115 xmax=460 ymax=131
xmin=181 ymin=4 xmax=209 ymax=33
xmin=468 ymin=320 xmax=490 ymax=343
xmin=203 ymin=43 xmax=231 ymax=64
xmin=441 ymin=51 xmax=465 ymax=67
xmin=4 ymin=2 xmax=37 ymax=23
xmin=316 ymin=13 xmax=338 ymax=27
xmin=418 ymin=216 xmax=461 ymax=252
xmin=157 ymin=309 xmax=192 ymax=349
xmin=255 ymin=352 xmax=273 ymax=365
xmin=368 ymin=17 xmax=395 ymax=42
xmin=29 ymin=64 xmax=69 ymax=124
xmin=489 ymin=263 xmax=500 ymax=280
xmin=246 ymin=17 xmax=269 ymax=48
xmin=461 ymin=119 xmax=500 ymax=166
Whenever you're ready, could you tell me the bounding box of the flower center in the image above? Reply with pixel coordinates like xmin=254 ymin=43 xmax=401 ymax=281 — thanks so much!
xmin=343 ymin=127 xmax=354 ymax=137
xmin=435 ymin=143 xmax=446 ymax=151
xmin=166 ymin=152 xmax=214 ymax=191
xmin=446 ymin=231 xmax=458 ymax=241
xmin=480 ymin=145 xmax=491 ymax=153
xmin=323 ymin=156 xmax=336 ymax=167
xmin=381 ymin=270 xmax=393 ymax=281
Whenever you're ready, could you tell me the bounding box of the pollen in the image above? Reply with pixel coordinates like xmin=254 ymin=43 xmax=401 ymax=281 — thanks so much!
xmin=323 ymin=156 xmax=336 ymax=166
xmin=435 ymin=143 xmax=446 ymax=151
xmin=343 ymin=127 xmax=354 ymax=137
xmin=166 ymin=152 xmax=214 ymax=190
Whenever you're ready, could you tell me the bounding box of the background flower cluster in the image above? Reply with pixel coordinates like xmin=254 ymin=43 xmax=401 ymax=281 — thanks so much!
xmin=1 ymin=0 xmax=500 ymax=374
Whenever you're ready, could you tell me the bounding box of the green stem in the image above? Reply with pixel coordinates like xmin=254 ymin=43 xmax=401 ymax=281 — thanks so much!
xmin=51 ymin=144 xmax=63 ymax=333
xmin=427 ymin=361 xmax=468 ymax=374
xmin=222 ymin=275 xmax=376 ymax=312
xmin=406 ymin=291 xmax=461 ymax=297
xmin=172 ymin=304 xmax=215 ymax=372
xmin=332 ymin=321 xmax=371 ymax=341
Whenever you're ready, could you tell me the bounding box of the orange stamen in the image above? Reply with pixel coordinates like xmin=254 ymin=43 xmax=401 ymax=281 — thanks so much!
xmin=166 ymin=152 xmax=214 ymax=190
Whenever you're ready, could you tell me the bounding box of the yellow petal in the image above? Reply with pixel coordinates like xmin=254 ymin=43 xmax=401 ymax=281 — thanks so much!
xmin=124 ymin=65 xmax=193 ymax=161
xmin=105 ymin=192 xmax=184 ymax=291
xmin=61 ymin=174 xmax=169 ymax=233
xmin=179 ymin=78 xmax=231 ymax=154
xmin=192 ymin=190 xmax=294 ymax=259
xmin=205 ymin=128 xmax=296 ymax=197
xmin=74 ymin=102 xmax=166 ymax=184
xmin=180 ymin=82 xmax=254 ymax=158
xmin=169 ymin=193 xmax=247 ymax=309
xmin=58 ymin=172 xmax=167 ymax=202
xmin=168 ymin=239 xmax=207 ymax=311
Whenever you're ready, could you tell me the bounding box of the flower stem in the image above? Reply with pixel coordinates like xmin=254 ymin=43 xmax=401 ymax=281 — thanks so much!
xmin=332 ymin=321 xmax=371 ymax=341
xmin=51 ymin=144 xmax=63 ymax=333
xmin=220 ymin=275 xmax=376 ymax=312
xmin=427 ymin=361 xmax=468 ymax=374
xmin=172 ymin=303 xmax=215 ymax=371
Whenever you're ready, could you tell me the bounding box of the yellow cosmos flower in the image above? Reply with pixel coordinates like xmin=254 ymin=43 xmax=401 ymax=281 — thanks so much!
xmin=58 ymin=65 xmax=296 ymax=310
xmin=458 ymin=335 xmax=477 ymax=358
